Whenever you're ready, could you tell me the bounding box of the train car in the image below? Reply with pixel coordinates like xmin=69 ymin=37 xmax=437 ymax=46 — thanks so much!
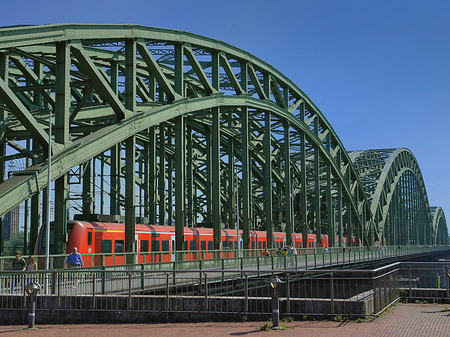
xmin=35 ymin=219 xmax=338 ymax=267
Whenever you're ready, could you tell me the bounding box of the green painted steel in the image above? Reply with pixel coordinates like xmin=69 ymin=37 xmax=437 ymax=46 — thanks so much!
xmin=0 ymin=24 xmax=446 ymax=257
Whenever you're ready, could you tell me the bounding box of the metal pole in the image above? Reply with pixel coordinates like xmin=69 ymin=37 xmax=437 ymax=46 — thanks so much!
xmin=272 ymin=287 xmax=280 ymax=330
xmin=45 ymin=108 xmax=52 ymax=294
xmin=236 ymin=171 xmax=240 ymax=259
xmin=27 ymin=294 xmax=36 ymax=329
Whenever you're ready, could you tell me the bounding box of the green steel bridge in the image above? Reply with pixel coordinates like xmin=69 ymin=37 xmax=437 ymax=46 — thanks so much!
xmin=0 ymin=24 xmax=447 ymax=257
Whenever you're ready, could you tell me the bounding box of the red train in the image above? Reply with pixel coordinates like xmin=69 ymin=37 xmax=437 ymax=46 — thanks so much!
xmin=35 ymin=220 xmax=350 ymax=267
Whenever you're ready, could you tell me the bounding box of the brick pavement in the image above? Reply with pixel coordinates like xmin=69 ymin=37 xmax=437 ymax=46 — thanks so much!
xmin=0 ymin=303 xmax=448 ymax=336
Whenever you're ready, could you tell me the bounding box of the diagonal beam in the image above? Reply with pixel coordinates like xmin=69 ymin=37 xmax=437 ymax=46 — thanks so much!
xmin=136 ymin=41 xmax=179 ymax=102
xmin=10 ymin=56 xmax=55 ymax=108
xmin=70 ymin=44 xmax=128 ymax=120
xmin=0 ymin=77 xmax=49 ymax=149
xmin=184 ymin=46 xmax=216 ymax=95
xmin=248 ymin=65 xmax=267 ymax=100
xmin=219 ymin=53 xmax=244 ymax=95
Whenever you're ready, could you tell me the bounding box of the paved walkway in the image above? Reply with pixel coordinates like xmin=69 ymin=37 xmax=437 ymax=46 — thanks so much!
xmin=0 ymin=303 xmax=449 ymax=336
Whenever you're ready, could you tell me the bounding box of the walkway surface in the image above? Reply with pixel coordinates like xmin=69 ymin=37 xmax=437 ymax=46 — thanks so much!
xmin=0 ymin=303 xmax=449 ymax=336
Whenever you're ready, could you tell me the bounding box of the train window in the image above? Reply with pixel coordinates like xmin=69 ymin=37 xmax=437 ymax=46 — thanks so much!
xmin=207 ymin=241 xmax=213 ymax=250
xmin=201 ymin=241 xmax=206 ymax=250
xmin=101 ymin=240 xmax=112 ymax=253
xmin=151 ymin=240 xmax=160 ymax=252
xmin=140 ymin=240 xmax=149 ymax=252
xmin=87 ymin=232 xmax=92 ymax=246
xmin=183 ymin=241 xmax=188 ymax=250
xmin=263 ymin=241 xmax=266 ymax=249
xmin=229 ymin=241 xmax=234 ymax=250
xmin=115 ymin=240 xmax=124 ymax=253
xmin=258 ymin=242 xmax=262 ymax=250
xmin=190 ymin=241 xmax=197 ymax=251
xmin=161 ymin=240 xmax=169 ymax=251
xmin=251 ymin=241 xmax=255 ymax=249
xmin=222 ymin=241 xmax=227 ymax=250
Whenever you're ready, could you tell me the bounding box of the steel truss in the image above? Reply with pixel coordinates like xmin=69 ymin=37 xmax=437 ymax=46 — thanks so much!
xmin=0 ymin=24 xmax=446 ymax=257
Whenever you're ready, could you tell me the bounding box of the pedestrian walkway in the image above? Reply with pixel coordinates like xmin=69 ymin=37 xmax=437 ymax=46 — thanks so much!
xmin=0 ymin=303 xmax=449 ymax=336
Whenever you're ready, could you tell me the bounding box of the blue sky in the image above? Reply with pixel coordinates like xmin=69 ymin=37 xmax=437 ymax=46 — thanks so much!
xmin=3 ymin=0 xmax=450 ymax=231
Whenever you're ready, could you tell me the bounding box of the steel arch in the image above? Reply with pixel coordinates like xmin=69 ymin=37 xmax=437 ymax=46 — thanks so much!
xmin=431 ymin=207 xmax=448 ymax=245
xmin=0 ymin=24 xmax=445 ymax=256
xmin=349 ymin=148 xmax=440 ymax=245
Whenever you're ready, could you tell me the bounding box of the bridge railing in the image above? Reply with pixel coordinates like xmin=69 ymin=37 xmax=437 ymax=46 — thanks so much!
xmin=2 ymin=262 xmax=447 ymax=320
xmin=1 ymin=245 xmax=444 ymax=271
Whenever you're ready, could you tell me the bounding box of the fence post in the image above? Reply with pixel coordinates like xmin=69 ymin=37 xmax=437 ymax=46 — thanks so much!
xmin=127 ymin=272 xmax=132 ymax=310
xmin=286 ymin=273 xmax=290 ymax=313
xmin=204 ymin=272 xmax=208 ymax=311
xmin=373 ymin=272 xmax=379 ymax=314
xmin=165 ymin=272 xmax=170 ymax=311
xmin=330 ymin=272 xmax=334 ymax=316
xmin=101 ymin=266 xmax=106 ymax=295
xmin=408 ymin=264 xmax=412 ymax=300
xmin=92 ymin=273 xmax=96 ymax=309
xmin=141 ymin=264 xmax=145 ymax=291
xmin=244 ymin=273 xmax=248 ymax=313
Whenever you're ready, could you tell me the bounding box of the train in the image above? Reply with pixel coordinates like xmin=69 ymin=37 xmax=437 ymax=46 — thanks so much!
xmin=35 ymin=219 xmax=350 ymax=267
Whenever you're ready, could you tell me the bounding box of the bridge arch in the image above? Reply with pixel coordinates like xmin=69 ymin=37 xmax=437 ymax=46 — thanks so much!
xmin=349 ymin=148 xmax=438 ymax=246
xmin=0 ymin=24 xmax=445 ymax=256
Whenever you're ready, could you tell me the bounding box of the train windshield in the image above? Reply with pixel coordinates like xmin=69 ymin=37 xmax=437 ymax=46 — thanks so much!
xmin=38 ymin=222 xmax=74 ymax=255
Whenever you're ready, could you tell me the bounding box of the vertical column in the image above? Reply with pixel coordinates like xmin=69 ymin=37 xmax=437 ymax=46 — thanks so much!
xmin=158 ymin=122 xmax=166 ymax=226
xmin=167 ymin=130 xmax=173 ymax=226
xmin=336 ymin=151 xmax=343 ymax=247
xmin=174 ymin=116 xmax=186 ymax=252
xmin=326 ymin=135 xmax=334 ymax=247
xmin=82 ymin=160 xmax=92 ymax=214
xmin=174 ymin=43 xmax=185 ymax=253
xmin=186 ymin=127 xmax=194 ymax=225
xmin=264 ymin=110 xmax=273 ymax=249
xmin=284 ymin=123 xmax=292 ymax=246
xmin=314 ymin=117 xmax=321 ymax=247
xmin=212 ymin=108 xmax=221 ymax=249
xmin=0 ymin=53 xmax=7 ymax=255
xmin=241 ymin=107 xmax=250 ymax=250
xmin=109 ymin=60 xmax=120 ymax=216
xmin=300 ymin=104 xmax=308 ymax=249
xmin=228 ymin=136 xmax=235 ymax=229
xmin=148 ymin=127 xmax=157 ymax=224
xmin=125 ymin=39 xmax=136 ymax=261
xmin=347 ymin=200 xmax=353 ymax=246
xmin=54 ymin=42 xmax=71 ymax=256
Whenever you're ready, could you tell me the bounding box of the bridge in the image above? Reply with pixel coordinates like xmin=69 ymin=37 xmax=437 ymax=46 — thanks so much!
xmin=0 ymin=24 xmax=448 ymax=259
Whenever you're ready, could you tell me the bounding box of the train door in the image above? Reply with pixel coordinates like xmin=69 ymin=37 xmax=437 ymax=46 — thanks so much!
xmin=135 ymin=234 xmax=139 ymax=263
xmin=171 ymin=235 xmax=175 ymax=262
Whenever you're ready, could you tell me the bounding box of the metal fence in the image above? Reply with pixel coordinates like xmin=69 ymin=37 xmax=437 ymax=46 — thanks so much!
xmin=0 ymin=262 xmax=409 ymax=318
xmin=1 ymin=245 xmax=445 ymax=273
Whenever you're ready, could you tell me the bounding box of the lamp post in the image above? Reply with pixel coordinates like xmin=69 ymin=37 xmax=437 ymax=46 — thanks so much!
xmin=25 ymin=282 xmax=40 ymax=330
xmin=267 ymin=275 xmax=284 ymax=330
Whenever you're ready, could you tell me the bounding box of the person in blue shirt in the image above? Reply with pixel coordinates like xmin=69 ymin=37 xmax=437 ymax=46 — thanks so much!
xmin=65 ymin=247 xmax=84 ymax=268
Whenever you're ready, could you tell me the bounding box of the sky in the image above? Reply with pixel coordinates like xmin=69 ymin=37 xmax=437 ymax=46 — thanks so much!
xmin=2 ymin=0 xmax=450 ymax=232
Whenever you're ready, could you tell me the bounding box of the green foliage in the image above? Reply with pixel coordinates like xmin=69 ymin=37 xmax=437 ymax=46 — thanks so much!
xmin=259 ymin=318 xmax=272 ymax=331
xmin=3 ymin=231 xmax=25 ymax=256
xmin=242 ymin=315 xmax=248 ymax=322
xmin=281 ymin=317 xmax=294 ymax=323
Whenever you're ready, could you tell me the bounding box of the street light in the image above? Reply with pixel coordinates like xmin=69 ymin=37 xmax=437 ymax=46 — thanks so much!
xmin=25 ymin=282 xmax=40 ymax=330
xmin=267 ymin=275 xmax=284 ymax=330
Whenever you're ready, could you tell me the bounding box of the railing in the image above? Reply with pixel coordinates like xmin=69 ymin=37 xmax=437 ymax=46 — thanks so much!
xmin=1 ymin=245 xmax=446 ymax=272
xmin=1 ymin=261 xmax=449 ymax=322
xmin=0 ymin=263 xmax=405 ymax=318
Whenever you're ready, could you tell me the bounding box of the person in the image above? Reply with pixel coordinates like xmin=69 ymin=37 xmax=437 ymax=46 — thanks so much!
xmin=65 ymin=247 xmax=84 ymax=268
xmin=26 ymin=256 xmax=38 ymax=283
xmin=12 ymin=250 xmax=26 ymax=271
xmin=26 ymin=256 xmax=37 ymax=271
xmin=322 ymin=246 xmax=329 ymax=254
xmin=11 ymin=250 xmax=26 ymax=293
xmin=262 ymin=248 xmax=270 ymax=256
